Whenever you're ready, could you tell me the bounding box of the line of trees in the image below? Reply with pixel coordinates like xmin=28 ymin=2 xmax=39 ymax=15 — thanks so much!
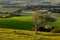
xmin=0 ymin=9 xmax=22 ymax=18
xmin=21 ymin=5 xmax=60 ymax=13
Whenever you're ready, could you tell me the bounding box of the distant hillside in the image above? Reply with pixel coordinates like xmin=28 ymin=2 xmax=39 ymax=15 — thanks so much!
xmin=0 ymin=0 xmax=46 ymax=4
xmin=0 ymin=0 xmax=59 ymax=5
xmin=0 ymin=0 xmax=44 ymax=5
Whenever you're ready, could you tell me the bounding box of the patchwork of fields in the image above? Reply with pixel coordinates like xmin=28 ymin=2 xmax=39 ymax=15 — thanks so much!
xmin=0 ymin=12 xmax=59 ymax=40
xmin=0 ymin=3 xmax=60 ymax=40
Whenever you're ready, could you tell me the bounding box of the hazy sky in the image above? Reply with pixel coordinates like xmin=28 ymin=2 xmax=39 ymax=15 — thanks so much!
xmin=54 ymin=0 xmax=60 ymax=3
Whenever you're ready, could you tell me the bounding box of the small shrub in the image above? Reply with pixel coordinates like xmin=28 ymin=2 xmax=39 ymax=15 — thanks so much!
xmin=51 ymin=28 xmax=60 ymax=33
xmin=33 ymin=26 xmax=55 ymax=32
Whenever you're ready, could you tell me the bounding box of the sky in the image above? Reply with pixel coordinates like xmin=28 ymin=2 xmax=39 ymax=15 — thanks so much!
xmin=53 ymin=0 xmax=60 ymax=3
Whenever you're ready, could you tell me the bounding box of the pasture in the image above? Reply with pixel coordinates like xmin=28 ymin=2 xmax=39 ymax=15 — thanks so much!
xmin=0 ymin=8 xmax=19 ymax=12
xmin=0 ymin=16 xmax=34 ymax=30
xmin=0 ymin=4 xmax=60 ymax=40
xmin=0 ymin=13 xmax=60 ymax=40
xmin=0 ymin=14 xmax=59 ymax=29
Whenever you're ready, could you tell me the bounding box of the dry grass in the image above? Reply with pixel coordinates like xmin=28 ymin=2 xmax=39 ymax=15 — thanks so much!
xmin=0 ymin=28 xmax=60 ymax=40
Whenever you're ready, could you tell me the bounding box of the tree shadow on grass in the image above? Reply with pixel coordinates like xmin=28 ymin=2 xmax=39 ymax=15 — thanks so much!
xmin=0 ymin=19 xmax=34 ymax=30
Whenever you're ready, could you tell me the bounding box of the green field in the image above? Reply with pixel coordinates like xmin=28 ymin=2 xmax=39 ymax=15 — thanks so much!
xmin=52 ymin=13 xmax=60 ymax=28
xmin=0 ymin=8 xmax=19 ymax=12
xmin=0 ymin=16 xmax=34 ymax=30
xmin=0 ymin=4 xmax=60 ymax=40
xmin=0 ymin=15 xmax=60 ymax=30
xmin=0 ymin=14 xmax=59 ymax=40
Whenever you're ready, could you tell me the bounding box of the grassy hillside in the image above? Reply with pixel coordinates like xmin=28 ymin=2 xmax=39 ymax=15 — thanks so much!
xmin=0 ymin=15 xmax=60 ymax=30
xmin=52 ymin=13 xmax=60 ymax=28
xmin=0 ymin=14 xmax=60 ymax=40
xmin=0 ymin=16 xmax=34 ymax=30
